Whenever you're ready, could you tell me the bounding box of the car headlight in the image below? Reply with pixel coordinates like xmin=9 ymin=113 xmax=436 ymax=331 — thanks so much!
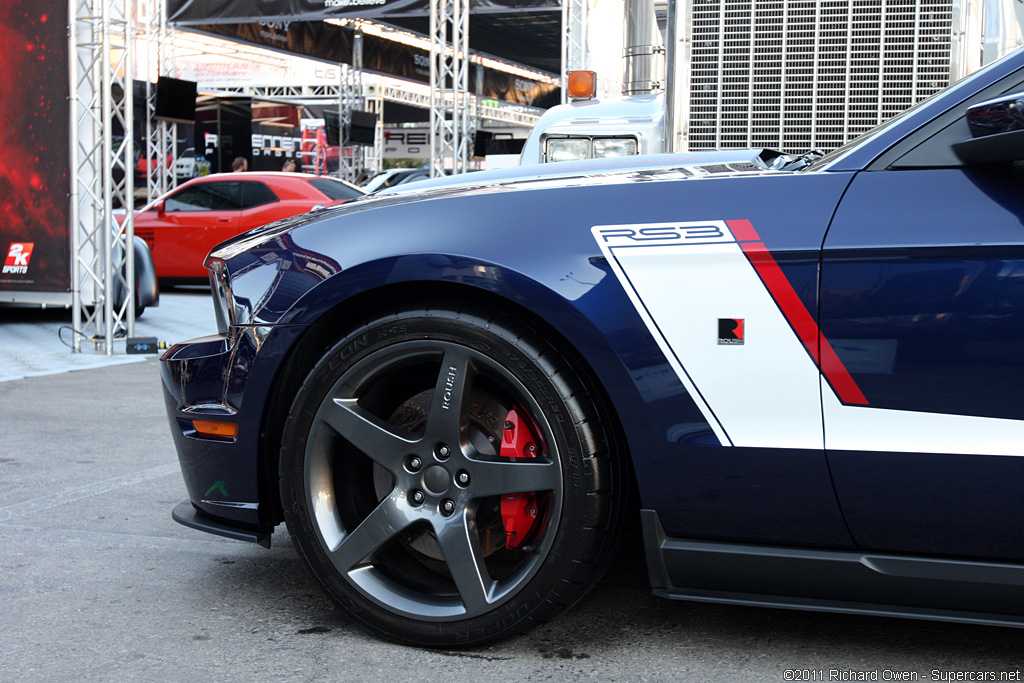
xmin=544 ymin=136 xmax=639 ymax=163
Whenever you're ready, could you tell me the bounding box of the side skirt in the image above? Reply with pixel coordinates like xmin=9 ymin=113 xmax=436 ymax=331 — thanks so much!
xmin=641 ymin=509 xmax=1024 ymax=628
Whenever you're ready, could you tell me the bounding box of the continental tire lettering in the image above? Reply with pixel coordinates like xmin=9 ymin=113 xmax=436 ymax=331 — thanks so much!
xmin=376 ymin=324 xmax=407 ymax=340
xmin=339 ymin=334 xmax=368 ymax=360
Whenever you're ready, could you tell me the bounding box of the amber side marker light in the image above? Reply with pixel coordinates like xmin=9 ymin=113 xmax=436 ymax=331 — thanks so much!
xmin=567 ymin=70 xmax=597 ymax=100
xmin=192 ymin=420 xmax=238 ymax=440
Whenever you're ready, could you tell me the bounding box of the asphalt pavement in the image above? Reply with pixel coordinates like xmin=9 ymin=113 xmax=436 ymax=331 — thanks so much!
xmin=1 ymin=292 xmax=1023 ymax=681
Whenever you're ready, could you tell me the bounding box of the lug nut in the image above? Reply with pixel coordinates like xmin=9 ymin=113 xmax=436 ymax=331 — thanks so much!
xmin=409 ymin=456 xmax=422 ymax=471
xmin=437 ymin=444 xmax=451 ymax=459
xmin=456 ymin=471 xmax=470 ymax=486
xmin=410 ymin=490 xmax=425 ymax=506
xmin=441 ymin=499 xmax=456 ymax=516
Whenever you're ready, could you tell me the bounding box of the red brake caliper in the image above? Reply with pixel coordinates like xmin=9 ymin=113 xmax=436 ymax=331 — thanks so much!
xmin=499 ymin=407 xmax=541 ymax=549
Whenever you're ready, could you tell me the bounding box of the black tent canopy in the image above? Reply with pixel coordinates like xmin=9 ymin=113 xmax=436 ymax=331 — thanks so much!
xmin=167 ymin=0 xmax=561 ymax=22
xmin=167 ymin=0 xmax=563 ymax=76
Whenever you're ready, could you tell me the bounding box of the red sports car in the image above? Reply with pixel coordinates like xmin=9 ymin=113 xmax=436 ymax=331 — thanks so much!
xmin=133 ymin=172 xmax=365 ymax=282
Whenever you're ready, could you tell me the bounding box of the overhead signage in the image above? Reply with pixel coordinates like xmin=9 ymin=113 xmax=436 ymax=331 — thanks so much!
xmin=382 ymin=126 xmax=525 ymax=158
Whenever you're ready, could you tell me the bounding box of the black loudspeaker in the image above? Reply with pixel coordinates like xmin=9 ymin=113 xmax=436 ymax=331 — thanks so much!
xmin=324 ymin=110 xmax=341 ymax=146
xmin=155 ymin=76 xmax=197 ymax=124
xmin=473 ymin=130 xmax=493 ymax=157
xmin=347 ymin=110 xmax=377 ymax=146
xmin=474 ymin=131 xmax=525 ymax=156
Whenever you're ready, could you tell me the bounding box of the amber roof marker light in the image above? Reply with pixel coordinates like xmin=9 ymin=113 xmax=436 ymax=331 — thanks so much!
xmin=567 ymin=71 xmax=597 ymax=100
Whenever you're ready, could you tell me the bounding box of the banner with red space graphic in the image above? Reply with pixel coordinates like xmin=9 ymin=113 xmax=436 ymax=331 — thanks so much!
xmin=0 ymin=2 xmax=70 ymax=295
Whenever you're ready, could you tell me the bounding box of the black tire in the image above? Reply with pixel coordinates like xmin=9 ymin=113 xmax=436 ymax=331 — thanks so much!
xmin=279 ymin=305 xmax=623 ymax=647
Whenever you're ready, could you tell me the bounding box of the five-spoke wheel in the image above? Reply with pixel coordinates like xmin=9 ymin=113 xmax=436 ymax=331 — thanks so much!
xmin=280 ymin=306 xmax=622 ymax=646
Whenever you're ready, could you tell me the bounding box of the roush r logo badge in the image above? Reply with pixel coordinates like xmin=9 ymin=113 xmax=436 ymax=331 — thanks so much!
xmin=718 ymin=318 xmax=744 ymax=345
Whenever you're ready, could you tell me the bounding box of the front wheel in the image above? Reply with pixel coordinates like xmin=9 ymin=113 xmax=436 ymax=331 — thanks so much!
xmin=279 ymin=306 xmax=623 ymax=647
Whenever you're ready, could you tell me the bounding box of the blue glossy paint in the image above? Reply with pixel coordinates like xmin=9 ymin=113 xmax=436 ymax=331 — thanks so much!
xmin=823 ymin=167 xmax=1024 ymax=420
xmin=822 ymin=165 xmax=1024 ymax=561
xmin=173 ymin=168 xmax=855 ymax=544
xmin=161 ymin=325 xmax=306 ymax=530
xmin=164 ymin=46 xmax=1024 ymax=560
xmin=159 ymin=45 xmax=1024 ymax=629
xmin=827 ymin=449 xmax=1024 ymax=561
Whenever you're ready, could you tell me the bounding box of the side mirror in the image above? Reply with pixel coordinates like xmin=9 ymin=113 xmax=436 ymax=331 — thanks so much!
xmin=952 ymin=92 xmax=1024 ymax=164
xmin=155 ymin=201 xmax=165 ymax=217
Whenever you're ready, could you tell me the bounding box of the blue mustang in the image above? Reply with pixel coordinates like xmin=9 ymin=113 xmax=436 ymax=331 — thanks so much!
xmin=163 ymin=47 xmax=1024 ymax=646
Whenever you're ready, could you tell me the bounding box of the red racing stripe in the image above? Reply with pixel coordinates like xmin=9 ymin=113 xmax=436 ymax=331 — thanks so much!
xmin=725 ymin=218 xmax=761 ymax=242
xmin=726 ymin=220 xmax=869 ymax=406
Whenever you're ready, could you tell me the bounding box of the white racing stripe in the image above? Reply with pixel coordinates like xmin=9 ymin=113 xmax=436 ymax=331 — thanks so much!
xmin=594 ymin=221 xmax=1024 ymax=456
xmin=594 ymin=221 xmax=823 ymax=450
xmin=821 ymin=388 xmax=1024 ymax=457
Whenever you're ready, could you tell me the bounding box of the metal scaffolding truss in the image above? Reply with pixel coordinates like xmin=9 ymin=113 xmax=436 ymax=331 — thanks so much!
xmin=226 ymin=85 xmax=315 ymax=98
xmin=429 ymin=0 xmax=471 ymax=177
xmin=477 ymin=101 xmax=542 ymax=127
xmin=141 ymin=0 xmax=175 ymax=203
xmin=69 ymin=0 xmax=136 ymax=353
xmin=561 ymin=0 xmax=589 ymax=101
xmin=220 ymin=82 xmax=543 ymax=128
xmin=338 ymin=27 xmax=365 ymax=184
xmin=378 ymin=84 xmax=431 ymax=109
xmin=364 ymin=86 xmax=385 ymax=177
xmin=189 ymin=16 xmax=548 ymax=173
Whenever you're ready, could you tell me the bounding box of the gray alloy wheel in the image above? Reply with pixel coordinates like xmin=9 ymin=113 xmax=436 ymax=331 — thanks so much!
xmin=280 ymin=306 xmax=622 ymax=647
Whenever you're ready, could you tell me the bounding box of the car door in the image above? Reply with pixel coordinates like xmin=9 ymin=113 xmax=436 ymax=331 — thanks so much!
xmin=152 ymin=180 xmax=242 ymax=279
xmin=821 ymin=157 xmax=1024 ymax=561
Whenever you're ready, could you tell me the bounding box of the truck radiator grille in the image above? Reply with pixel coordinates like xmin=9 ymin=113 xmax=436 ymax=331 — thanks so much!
xmin=687 ymin=0 xmax=955 ymax=153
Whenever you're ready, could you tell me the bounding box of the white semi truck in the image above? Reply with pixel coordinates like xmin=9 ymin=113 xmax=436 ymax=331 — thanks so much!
xmin=521 ymin=0 xmax=1024 ymax=165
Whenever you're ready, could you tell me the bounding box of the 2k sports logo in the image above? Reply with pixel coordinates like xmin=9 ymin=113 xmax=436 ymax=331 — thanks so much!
xmin=3 ymin=242 xmax=34 ymax=275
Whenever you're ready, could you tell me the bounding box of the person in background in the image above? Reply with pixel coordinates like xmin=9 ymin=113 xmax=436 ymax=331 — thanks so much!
xmin=232 ymin=157 xmax=248 ymax=172
xmin=282 ymin=159 xmax=296 ymax=172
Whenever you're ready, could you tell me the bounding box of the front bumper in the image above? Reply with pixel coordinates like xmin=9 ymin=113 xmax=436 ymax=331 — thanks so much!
xmin=160 ymin=325 xmax=306 ymax=539
xmin=172 ymin=500 xmax=271 ymax=548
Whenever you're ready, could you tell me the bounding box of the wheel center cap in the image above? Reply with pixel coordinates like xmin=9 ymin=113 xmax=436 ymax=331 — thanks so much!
xmin=423 ymin=465 xmax=450 ymax=495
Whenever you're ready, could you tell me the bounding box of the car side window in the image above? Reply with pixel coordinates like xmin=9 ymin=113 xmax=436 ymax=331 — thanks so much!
xmin=884 ymin=73 xmax=1024 ymax=169
xmin=238 ymin=182 xmax=279 ymax=209
xmin=165 ymin=182 xmax=243 ymax=211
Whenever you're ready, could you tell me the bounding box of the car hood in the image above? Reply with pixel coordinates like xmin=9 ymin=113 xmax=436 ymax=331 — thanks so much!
xmin=378 ymin=148 xmax=780 ymax=196
xmin=210 ymin=148 xmax=782 ymax=264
